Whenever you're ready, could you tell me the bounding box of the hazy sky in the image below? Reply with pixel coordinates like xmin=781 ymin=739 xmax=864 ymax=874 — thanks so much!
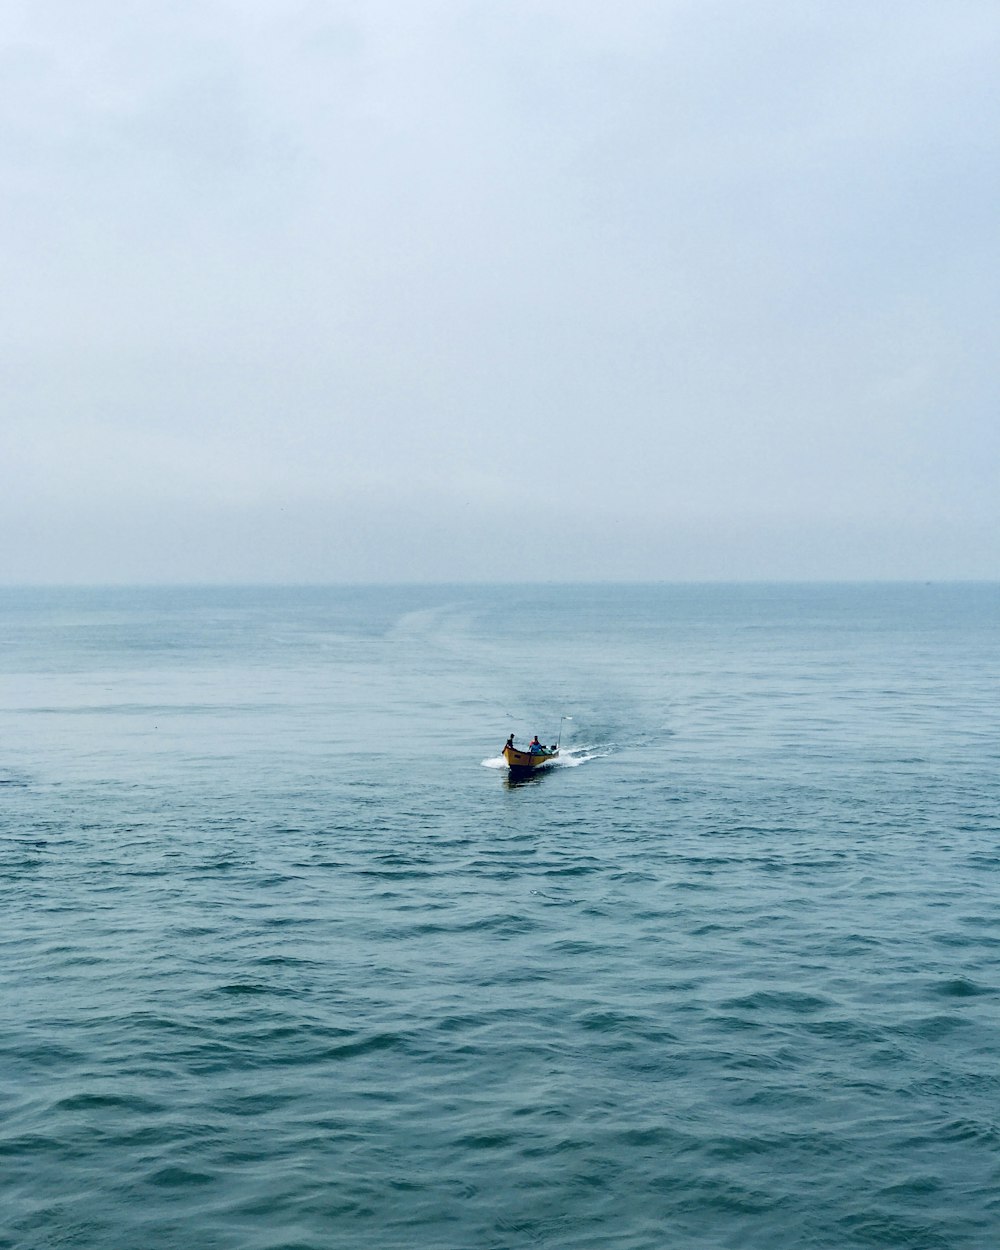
xmin=4 ymin=0 xmax=999 ymax=582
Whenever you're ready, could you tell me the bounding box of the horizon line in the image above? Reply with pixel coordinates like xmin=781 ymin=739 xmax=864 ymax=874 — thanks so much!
xmin=1 ymin=578 xmax=997 ymax=591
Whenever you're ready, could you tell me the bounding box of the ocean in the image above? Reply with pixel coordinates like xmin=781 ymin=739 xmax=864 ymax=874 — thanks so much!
xmin=2 ymin=583 xmax=998 ymax=1249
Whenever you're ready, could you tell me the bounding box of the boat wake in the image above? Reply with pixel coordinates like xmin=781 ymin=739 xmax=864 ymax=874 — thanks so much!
xmin=555 ymin=743 xmax=613 ymax=768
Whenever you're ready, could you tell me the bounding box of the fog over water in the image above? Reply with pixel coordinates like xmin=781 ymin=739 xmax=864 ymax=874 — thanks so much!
xmin=3 ymin=1 xmax=999 ymax=582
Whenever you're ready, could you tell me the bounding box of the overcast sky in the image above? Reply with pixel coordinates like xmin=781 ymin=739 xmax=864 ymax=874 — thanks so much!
xmin=3 ymin=0 xmax=999 ymax=582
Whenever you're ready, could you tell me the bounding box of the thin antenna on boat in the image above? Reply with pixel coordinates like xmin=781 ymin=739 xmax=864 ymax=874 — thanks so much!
xmin=557 ymin=716 xmax=572 ymax=747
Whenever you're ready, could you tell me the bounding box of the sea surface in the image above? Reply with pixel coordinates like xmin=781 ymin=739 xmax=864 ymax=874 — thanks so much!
xmin=2 ymin=583 xmax=999 ymax=1250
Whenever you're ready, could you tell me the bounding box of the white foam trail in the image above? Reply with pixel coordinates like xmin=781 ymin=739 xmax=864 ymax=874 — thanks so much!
xmin=554 ymin=743 xmax=614 ymax=767
xmin=481 ymin=755 xmax=507 ymax=769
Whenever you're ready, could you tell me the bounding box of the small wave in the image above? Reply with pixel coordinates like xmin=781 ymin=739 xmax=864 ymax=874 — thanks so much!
xmin=147 ymin=1164 xmax=214 ymax=1189
xmin=216 ymin=982 xmax=275 ymax=997
xmin=325 ymin=1032 xmax=406 ymax=1060
xmin=722 ymin=990 xmax=832 ymax=1015
xmin=53 ymin=1091 xmax=164 ymax=1115
xmin=940 ymin=1118 xmax=1000 ymax=1146
xmin=932 ymin=976 xmax=992 ymax=999
xmin=902 ymin=1013 xmax=971 ymax=1040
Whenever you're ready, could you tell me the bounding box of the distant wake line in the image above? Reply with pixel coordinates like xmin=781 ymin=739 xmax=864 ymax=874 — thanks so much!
xmin=480 ymin=744 xmax=612 ymax=771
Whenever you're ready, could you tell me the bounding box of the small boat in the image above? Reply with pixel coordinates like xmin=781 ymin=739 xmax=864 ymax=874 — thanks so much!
xmin=502 ymin=736 xmax=559 ymax=776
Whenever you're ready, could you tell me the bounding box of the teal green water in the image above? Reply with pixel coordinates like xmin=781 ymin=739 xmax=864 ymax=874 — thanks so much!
xmin=2 ymin=584 xmax=999 ymax=1249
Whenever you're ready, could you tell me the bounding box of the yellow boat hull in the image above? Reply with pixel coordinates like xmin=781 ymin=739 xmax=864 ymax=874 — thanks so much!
xmin=503 ymin=745 xmax=559 ymax=771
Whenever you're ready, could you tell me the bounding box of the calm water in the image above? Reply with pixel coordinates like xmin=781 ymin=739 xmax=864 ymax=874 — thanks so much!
xmin=2 ymin=583 xmax=999 ymax=1250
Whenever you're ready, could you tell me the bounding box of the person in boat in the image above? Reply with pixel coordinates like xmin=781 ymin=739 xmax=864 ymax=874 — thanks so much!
xmin=529 ymin=735 xmax=543 ymax=754
xmin=505 ymin=734 xmax=515 ymax=752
